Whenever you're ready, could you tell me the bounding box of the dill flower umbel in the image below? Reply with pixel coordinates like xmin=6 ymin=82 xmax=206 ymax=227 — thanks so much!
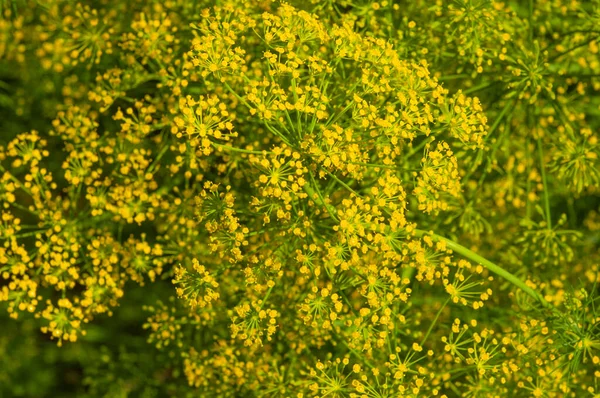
xmin=1 ymin=0 xmax=600 ymax=397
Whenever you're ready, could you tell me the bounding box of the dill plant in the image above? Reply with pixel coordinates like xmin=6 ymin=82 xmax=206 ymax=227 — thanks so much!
xmin=0 ymin=0 xmax=599 ymax=397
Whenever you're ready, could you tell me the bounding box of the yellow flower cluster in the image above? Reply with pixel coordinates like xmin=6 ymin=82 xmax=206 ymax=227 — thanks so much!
xmin=414 ymin=141 xmax=462 ymax=214
xmin=173 ymin=258 xmax=220 ymax=310
xmin=1 ymin=0 xmax=600 ymax=397
xmin=172 ymin=95 xmax=236 ymax=156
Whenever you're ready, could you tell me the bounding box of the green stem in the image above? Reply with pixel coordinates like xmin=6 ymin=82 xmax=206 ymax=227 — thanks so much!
xmin=147 ymin=140 xmax=171 ymax=173
xmin=405 ymin=137 xmax=431 ymax=159
xmin=10 ymin=202 xmax=38 ymax=216
xmin=437 ymin=74 xmax=470 ymax=81
xmin=420 ymin=297 xmax=451 ymax=346
xmin=258 ymin=286 xmax=273 ymax=310
xmin=463 ymin=81 xmax=496 ymax=95
xmin=528 ymin=0 xmax=534 ymax=44
xmin=222 ymin=81 xmax=252 ymax=110
xmin=487 ymin=99 xmax=515 ymax=139
xmin=14 ymin=229 xmax=48 ymax=239
xmin=303 ymin=178 xmax=339 ymax=222
xmin=263 ymin=122 xmax=294 ymax=148
xmin=340 ymin=338 xmax=376 ymax=369
xmin=526 ymin=139 xmax=532 ymax=218
xmin=319 ymin=167 xmax=358 ymax=196
xmin=548 ymin=36 xmax=599 ymax=62
xmin=401 ymin=266 xmax=416 ymax=283
xmin=212 ymin=142 xmax=267 ymax=155
xmin=413 ymin=229 xmax=552 ymax=309
xmin=537 ymin=138 xmax=552 ymax=229
xmin=303 ymin=172 xmax=554 ymax=310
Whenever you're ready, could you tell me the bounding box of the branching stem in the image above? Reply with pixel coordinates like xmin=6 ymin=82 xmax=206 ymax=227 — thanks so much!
xmin=413 ymin=229 xmax=553 ymax=309
xmin=300 ymin=161 xmax=555 ymax=311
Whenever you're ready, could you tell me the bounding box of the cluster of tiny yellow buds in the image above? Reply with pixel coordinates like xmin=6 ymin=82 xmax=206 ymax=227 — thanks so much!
xmin=504 ymin=42 xmax=555 ymax=104
xmin=196 ymin=182 xmax=248 ymax=263
xmin=0 ymin=172 xmax=19 ymax=206
xmin=88 ymin=68 xmax=128 ymax=111
xmin=230 ymin=300 xmax=279 ymax=347
xmin=550 ymin=132 xmax=599 ymax=194
xmin=182 ymin=348 xmax=214 ymax=389
xmin=0 ymin=212 xmax=20 ymax=239
xmin=410 ymin=242 xmax=446 ymax=283
xmin=0 ymin=12 xmax=27 ymax=64
xmin=309 ymin=356 xmax=352 ymax=396
xmin=250 ymin=146 xmax=308 ymax=223
xmin=443 ymin=260 xmax=492 ymax=309
xmin=187 ymin=5 xmax=252 ymax=79
xmin=305 ymin=124 xmax=367 ymax=179
xmin=414 ymin=141 xmax=462 ymax=214
xmin=143 ymin=299 xmax=184 ymax=350
xmin=384 ymin=348 xmax=432 ymax=395
xmin=517 ymin=213 xmax=581 ymax=269
xmin=40 ymin=298 xmax=86 ymax=346
xmin=182 ymin=344 xmax=252 ymax=390
xmin=173 ymin=259 xmax=220 ymax=310
xmin=0 ymin=236 xmax=30 ymax=277
xmin=121 ymin=11 xmax=178 ymax=67
xmin=122 ymin=234 xmax=165 ymax=284
xmin=334 ymin=195 xmax=377 ymax=252
xmin=62 ymin=149 xmax=101 ymax=187
xmin=5 ymin=131 xmax=49 ymax=168
xmin=51 ymin=106 xmax=99 ymax=145
xmin=0 ymin=273 xmax=38 ymax=319
xmin=172 ymin=94 xmax=236 ymax=156
xmin=112 ymin=101 xmax=161 ymax=144
xmin=299 ymin=284 xmax=343 ymax=330
xmin=486 ymin=148 xmax=537 ymax=210
xmin=347 ymin=304 xmax=403 ymax=352
xmin=440 ymin=92 xmax=488 ymax=149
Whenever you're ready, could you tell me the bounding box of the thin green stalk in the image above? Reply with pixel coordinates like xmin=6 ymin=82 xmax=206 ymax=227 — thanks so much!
xmin=401 ymin=266 xmax=416 ymax=283
xmin=222 ymin=81 xmax=252 ymax=110
xmin=548 ymin=36 xmax=599 ymax=62
xmin=339 ymin=290 xmax=357 ymax=316
xmin=463 ymin=81 xmax=497 ymax=95
xmin=148 ymin=140 xmax=171 ymax=173
xmin=413 ymin=229 xmax=552 ymax=309
xmin=319 ymin=167 xmax=358 ymax=196
xmin=263 ymin=123 xmax=294 ymax=148
xmin=437 ymin=74 xmax=470 ymax=81
xmin=303 ymin=178 xmax=339 ymax=222
xmin=420 ymin=297 xmax=451 ymax=346
xmin=10 ymin=202 xmax=38 ymax=216
xmin=528 ymin=0 xmax=534 ymax=44
xmin=405 ymin=137 xmax=431 ymax=159
xmin=212 ymin=142 xmax=267 ymax=155
xmin=14 ymin=229 xmax=49 ymax=239
xmin=487 ymin=99 xmax=515 ymax=140
xmin=537 ymin=138 xmax=552 ymax=229
xmin=258 ymin=286 xmax=273 ymax=310
xmin=526 ymin=138 xmax=532 ymax=219
xmin=303 ymin=170 xmax=554 ymax=310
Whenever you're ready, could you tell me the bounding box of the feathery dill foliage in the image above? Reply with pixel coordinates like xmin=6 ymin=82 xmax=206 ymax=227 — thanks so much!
xmin=0 ymin=0 xmax=599 ymax=396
